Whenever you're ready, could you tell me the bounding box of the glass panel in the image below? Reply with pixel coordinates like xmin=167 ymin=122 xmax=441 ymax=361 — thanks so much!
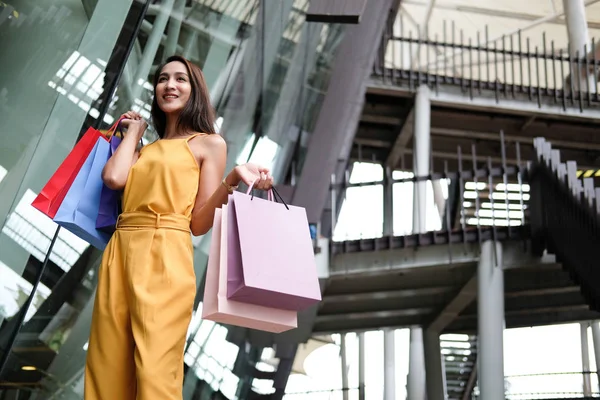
xmin=0 ymin=0 xmax=140 ymax=396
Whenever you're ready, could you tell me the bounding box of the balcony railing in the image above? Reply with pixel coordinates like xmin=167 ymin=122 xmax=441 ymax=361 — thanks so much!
xmin=373 ymin=15 xmax=600 ymax=112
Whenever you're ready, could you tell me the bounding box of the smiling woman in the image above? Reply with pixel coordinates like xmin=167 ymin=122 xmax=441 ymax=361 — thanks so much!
xmin=84 ymin=54 xmax=277 ymax=400
xmin=151 ymin=55 xmax=217 ymax=140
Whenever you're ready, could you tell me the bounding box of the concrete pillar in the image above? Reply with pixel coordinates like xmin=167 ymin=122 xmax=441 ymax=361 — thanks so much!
xmin=407 ymin=327 xmax=426 ymax=400
xmin=358 ymin=332 xmax=366 ymax=400
xmin=562 ymin=0 xmax=595 ymax=93
xmin=424 ymin=328 xmax=447 ymax=400
xmin=383 ymin=166 xmax=394 ymax=236
xmin=384 ymin=329 xmax=396 ymax=400
xmin=590 ymin=321 xmax=600 ymax=393
xmin=341 ymin=333 xmax=349 ymax=400
xmin=581 ymin=322 xmax=592 ymax=396
xmin=412 ymin=85 xmax=431 ymax=234
xmin=407 ymin=84 xmax=431 ymax=400
xmin=477 ymin=240 xmax=505 ymax=400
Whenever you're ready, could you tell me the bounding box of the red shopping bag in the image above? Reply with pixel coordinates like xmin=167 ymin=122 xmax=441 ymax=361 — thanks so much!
xmin=32 ymin=119 xmax=122 ymax=218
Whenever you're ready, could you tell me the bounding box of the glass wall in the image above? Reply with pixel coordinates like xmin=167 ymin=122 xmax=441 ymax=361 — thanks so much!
xmin=0 ymin=0 xmax=348 ymax=399
xmin=0 ymin=0 xmax=139 ymax=397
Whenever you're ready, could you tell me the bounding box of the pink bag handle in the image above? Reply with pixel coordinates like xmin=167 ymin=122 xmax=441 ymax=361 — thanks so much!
xmin=245 ymin=181 xmax=289 ymax=210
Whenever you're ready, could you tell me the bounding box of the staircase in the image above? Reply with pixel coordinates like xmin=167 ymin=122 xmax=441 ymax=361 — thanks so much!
xmin=442 ymin=334 xmax=478 ymax=400
xmin=529 ymin=137 xmax=600 ymax=311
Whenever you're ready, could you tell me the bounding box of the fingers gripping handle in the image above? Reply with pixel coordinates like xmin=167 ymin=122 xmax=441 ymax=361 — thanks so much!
xmin=245 ymin=181 xmax=273 ymax=201
xmin=105 ymin=116 xmax=126 ymax=139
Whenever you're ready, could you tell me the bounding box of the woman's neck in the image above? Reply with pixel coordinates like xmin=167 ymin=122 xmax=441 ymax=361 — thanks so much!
xmin=163 ymin=114 xmax=185 ymax=139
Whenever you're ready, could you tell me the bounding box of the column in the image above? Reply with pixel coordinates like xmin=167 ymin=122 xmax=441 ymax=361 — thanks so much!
xmin=358 ymin=332 xmax=366 ymax=400
xmin=590 ymin=321 xmax=600 ymax=392
xmin=424 ymin=328 xmax=447 ymax=400
xmin=383 ymin=166 xmax=394 ymax=236
xmin=562 ymin=0 xmax=595 ymax=93
xmin=477 ymin=240 xmax=505 ymax=400
xmin=581 ymin=322 xmax=592 ymax=396
xmin=412 ymin=84 xmax=431 ymax=234
xmin=407 ymin=327 xmax=426 ymax=400
xmin=407 ymin=83 xmax=431 ymax=400
xmin=383 ymin=329 xmax=396 ymax=400
xmin=341 ymin=334 xmax=349 ymax=400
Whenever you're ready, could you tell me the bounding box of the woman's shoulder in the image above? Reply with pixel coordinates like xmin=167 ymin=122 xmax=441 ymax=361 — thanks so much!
xmin=191 ymin=132 xmax=226 ymax=148
xmin=188 ymin=133 xmax=226 ymax=160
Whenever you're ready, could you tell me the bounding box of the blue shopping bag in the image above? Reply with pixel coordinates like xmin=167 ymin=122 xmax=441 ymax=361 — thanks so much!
xmin=54 ymin=137 xmax=111 ymax=250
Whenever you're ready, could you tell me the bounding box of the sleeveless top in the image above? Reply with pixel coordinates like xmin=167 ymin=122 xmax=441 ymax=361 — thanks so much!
xmin=122 ymin=134 xmax=201 ymax=218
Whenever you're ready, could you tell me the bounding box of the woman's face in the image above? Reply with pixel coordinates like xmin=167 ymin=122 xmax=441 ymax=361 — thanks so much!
xmin=155 ymin=61 xmax=192 ymax=114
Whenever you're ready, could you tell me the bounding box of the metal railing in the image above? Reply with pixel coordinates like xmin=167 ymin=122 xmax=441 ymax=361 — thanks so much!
xmin=529 ymin=137 xmax=600 ymax=311
xmin=472 ymin=371 xmax=600 ymax=399
xmin=329 ymin=131 xmax=530 ymax=249
xmin=373 ymin=15 xmax=600 ymax=112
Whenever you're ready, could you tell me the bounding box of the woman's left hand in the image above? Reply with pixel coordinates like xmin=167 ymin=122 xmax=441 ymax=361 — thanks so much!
xmin=232 ymin=163 xmax=274 ymax=190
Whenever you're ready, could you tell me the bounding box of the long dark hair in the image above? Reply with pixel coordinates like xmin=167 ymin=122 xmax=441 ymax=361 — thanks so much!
xmin=151 ymin=55 xmax=216 ymax=138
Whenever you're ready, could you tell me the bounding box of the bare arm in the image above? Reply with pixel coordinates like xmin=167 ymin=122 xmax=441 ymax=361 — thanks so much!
xmin=190 ymin=134 xmax=238 ymax=236
xmin=101 ymin=115 xmax=147 ymax=190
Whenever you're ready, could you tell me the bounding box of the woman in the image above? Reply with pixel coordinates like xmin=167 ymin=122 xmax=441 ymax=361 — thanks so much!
xmin=84 ymin=55 xmax=273 ymax=399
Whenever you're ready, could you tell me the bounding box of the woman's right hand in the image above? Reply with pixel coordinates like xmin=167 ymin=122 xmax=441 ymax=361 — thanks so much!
xmin=119 ymin=110 xmax=147 ymax=138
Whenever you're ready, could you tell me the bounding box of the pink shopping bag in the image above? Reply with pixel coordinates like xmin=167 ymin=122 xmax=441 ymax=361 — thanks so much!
xmin=202 ymin=207 xmax=297 ymax=333
xmin=226 ymin=188 xmax=322 ymax=311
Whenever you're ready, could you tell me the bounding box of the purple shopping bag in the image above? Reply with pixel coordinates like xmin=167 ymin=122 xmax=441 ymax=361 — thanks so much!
xmin=95 ymin=135 xmax=122 ymax=233
xmin=226 ymin=188 xmax=322 ymax=311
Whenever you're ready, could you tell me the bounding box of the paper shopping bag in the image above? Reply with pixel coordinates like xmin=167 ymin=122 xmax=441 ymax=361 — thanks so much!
xmin=226 ymin=190 xmax=322 ymax=311
xmin=95 ymin=135 xmax=122 ymax=233
xmin=32 ymin=128 xmax=104 ymax=218
xmin=53 ymin=137 xmax=112 ymax=250
xmin=32 ymin=118 xmax=123 ymax=218
xmin=202 ymin=207 xmax=297 ymax=333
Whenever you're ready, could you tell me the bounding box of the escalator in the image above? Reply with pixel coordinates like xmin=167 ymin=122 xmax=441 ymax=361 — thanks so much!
xmin=529 ymin=137 xmax=600 ymax=312
xmin=442 ymin=334 xmax=477 ymax=400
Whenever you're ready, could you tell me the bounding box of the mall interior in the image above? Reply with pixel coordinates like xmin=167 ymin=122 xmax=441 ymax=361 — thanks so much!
xmin=1 ymin=0 xmax=600 ymax=399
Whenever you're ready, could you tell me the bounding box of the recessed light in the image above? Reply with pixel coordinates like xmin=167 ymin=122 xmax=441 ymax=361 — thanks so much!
xmin=21 ymin=366 xmax=36 ymax=371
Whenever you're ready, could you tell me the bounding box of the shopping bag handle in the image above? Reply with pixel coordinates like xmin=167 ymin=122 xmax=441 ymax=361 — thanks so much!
xmin=104 ymin=116 xmax=126 ymax=139
xmin=104 ymin=116 xmax=144 ymax=148
xmin=246 ymin=182 xmax=289 ymax=210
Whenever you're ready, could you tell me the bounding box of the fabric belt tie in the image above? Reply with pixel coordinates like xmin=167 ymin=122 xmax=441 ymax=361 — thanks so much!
xmin=116 ymin=212 xmax=190 ymax=232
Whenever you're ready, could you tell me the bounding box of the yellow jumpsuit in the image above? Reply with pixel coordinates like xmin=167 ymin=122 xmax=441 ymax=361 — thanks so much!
xmin=84 ymin=135 xmax=201 ymax=400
